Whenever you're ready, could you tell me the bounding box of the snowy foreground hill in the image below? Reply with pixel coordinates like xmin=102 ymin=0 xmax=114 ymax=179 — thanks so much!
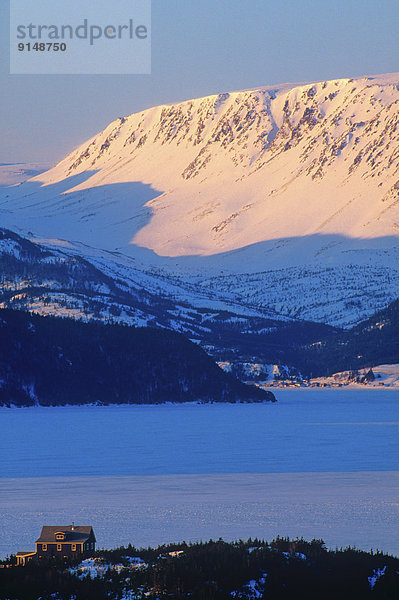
xmin=0 ymin=73 xmax=399 ymax=351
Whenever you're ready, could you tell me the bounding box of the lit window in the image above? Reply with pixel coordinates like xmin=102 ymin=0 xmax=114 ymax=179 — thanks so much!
xmin=57 ymin=544 xmax=62 ymax=551
xmin=42 ymin=544 xmax=47 ymax=551
xmin=72 ymin=544 xmax=76 ymax=551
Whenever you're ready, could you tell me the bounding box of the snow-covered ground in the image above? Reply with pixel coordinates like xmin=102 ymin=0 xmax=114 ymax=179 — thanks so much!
xmin=69 ymin=556 xmax=147 ymax=579
xmin=304 ymin=364 xmax=399 ymax=387
xmin=372 ymin=364 xmax=399 ymax=386
xmin=255 ymin=364 xmax=399 ymax=388
xmin=231 ymin=573 xmax=267 ymax=599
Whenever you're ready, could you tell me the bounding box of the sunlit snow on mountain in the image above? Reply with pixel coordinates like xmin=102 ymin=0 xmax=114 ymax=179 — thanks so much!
xmin=1 ymin=73 xmax=399 ymax=327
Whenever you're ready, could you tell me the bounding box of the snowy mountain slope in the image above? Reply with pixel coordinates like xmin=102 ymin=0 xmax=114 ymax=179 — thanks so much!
xmin=1 ymin=73 xmax=399 ymax=327
xmin=0 ymin=163 xmax=52 ymax=186
xmin=1 ymin=227 xmax=338 ymax=368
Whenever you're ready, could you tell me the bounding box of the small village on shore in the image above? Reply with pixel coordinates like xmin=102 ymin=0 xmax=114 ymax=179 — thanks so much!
xmin=216 ymin=362 xmax=399 ymax=390
xmin=263 ymin=364 xmax=399 ymax=389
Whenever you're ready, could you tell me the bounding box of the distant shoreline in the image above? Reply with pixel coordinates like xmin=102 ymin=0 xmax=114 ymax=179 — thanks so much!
xmin=1 ymin=386 xmax=399 ymax=409
xmin=262 ymin=384 xmax=399 ymax=391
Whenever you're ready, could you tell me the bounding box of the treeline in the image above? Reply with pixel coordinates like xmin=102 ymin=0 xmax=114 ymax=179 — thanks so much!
xmin=0 ymin=309 xmax=274 ymax=406
xmin=1 ymin=537 xmax=398 ymax=599
xmin=215 ymin=298 xmax=399 ymax=378
xmin=296 ymin=297 xmax=399 ymax=377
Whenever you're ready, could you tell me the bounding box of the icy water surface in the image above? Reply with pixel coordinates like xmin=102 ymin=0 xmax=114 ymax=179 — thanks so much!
xmin=1 ymin=389 xmax=398 ymax=477
xmin=1 ymin=390 xmax=398 ymax=557
xmin=1 ymin=472 xmax=398 ymax=558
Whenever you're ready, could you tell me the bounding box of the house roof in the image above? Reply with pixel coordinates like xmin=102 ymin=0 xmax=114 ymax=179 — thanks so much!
xmin=36 ymin=525 xmax=96 ymax=544
xmin=16 ymin=551 xmax=37 ymax=557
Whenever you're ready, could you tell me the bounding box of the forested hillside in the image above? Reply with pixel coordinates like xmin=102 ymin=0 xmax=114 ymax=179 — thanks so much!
xmin=0 ymin=309 xmax=274 ymax=406
xmin=297 ymin=298 xmax=399 ymax=377
xmin=1 ymin=537 xmax=398 ymax=599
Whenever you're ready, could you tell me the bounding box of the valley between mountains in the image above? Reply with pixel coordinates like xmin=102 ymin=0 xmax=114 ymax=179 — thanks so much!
xmin=1 ymin=73 xmax=398 ymax=397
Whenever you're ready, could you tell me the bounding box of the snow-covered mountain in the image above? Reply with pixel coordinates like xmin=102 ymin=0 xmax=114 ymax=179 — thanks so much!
xmin=1 ymin=73 xmax=399 ymax=327
xmin=0 ymin=163 xmax=51 ymax=187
